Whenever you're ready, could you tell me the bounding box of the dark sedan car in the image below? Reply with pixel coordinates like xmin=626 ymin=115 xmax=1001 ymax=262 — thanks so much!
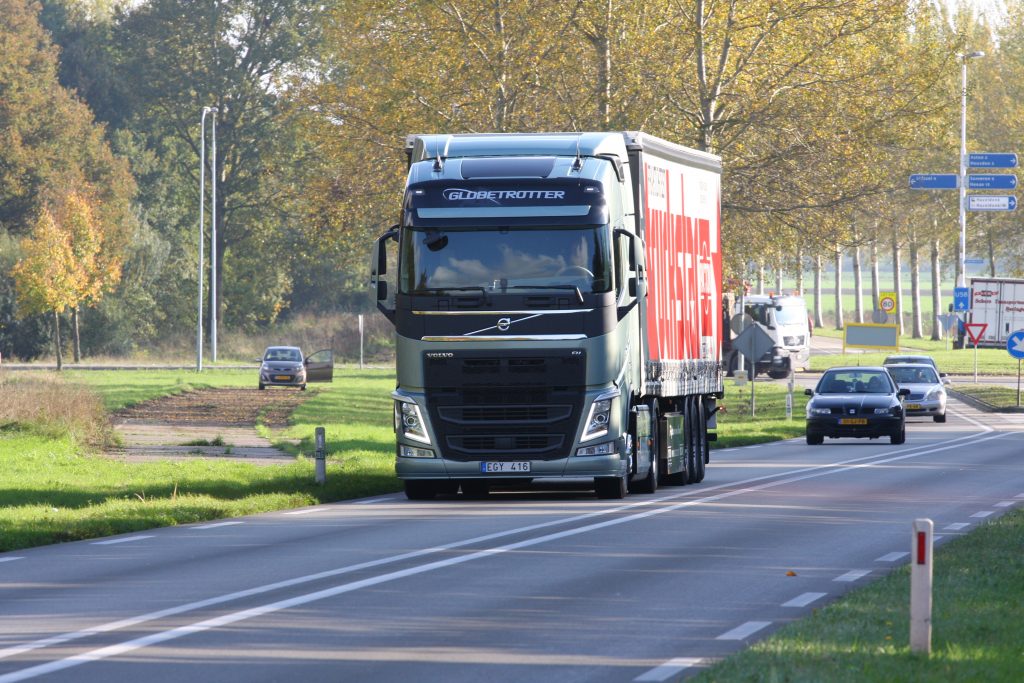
xmin=805 ymin=367 xmax=909 ymax=445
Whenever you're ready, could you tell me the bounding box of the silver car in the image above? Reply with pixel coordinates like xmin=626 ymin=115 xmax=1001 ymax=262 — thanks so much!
xmin=258 ymin=346 xmax=334 ymax=390
xmin=885 ymin=363 xmax=947 ymax=423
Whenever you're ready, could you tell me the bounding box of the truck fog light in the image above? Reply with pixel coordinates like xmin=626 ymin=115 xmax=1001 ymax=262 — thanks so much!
xmin=399 ymin=445 xmax=435 ymax=458
xmin=576 ymin=441 xmax=616 ymax=457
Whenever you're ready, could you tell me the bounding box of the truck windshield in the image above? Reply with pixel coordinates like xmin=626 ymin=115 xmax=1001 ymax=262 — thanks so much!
xmin=399 ymin=226 xmax=613 ymax=295
xmin=775 ymin=304 xmax=807 ymax=326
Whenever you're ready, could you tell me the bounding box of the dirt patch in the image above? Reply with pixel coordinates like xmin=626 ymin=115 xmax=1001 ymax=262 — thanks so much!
xmin=111 ymin=387 xmax=315 ymax=465
xmin=114 ymin=387 xmax=313 ymax=428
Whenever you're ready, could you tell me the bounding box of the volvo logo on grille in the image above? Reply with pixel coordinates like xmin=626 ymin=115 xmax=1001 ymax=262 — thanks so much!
xmin=497 ymin=318 xmax=511 ymax=332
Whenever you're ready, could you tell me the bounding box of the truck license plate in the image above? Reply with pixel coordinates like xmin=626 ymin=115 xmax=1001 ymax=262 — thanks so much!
xmin=480 ymin=461 xmax=530 ymax=473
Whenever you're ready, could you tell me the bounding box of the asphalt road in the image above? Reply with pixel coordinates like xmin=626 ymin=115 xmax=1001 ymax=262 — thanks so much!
xmin=2 ymin=398 xmax=1023 ymax=683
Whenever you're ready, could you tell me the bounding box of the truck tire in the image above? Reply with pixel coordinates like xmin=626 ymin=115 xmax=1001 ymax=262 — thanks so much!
xmin=595 ymin=474 xmax=627 ymax=499
xmin=628 ymin=400 xmax=658 ymax=494
xmin=685 ymin=397 xmax=703 ymax=484
xmin=404 ymin=480 xmax=438 ymax=500
xmin=690 ymin=397 xmax=707 ymax=483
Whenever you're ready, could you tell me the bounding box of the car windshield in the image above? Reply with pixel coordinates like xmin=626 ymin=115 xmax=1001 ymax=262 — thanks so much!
xmin=818 ymin=370 xmax=892 ymax=394
xmin=399 ymin=226 xmax=613 ymax=295
xmin=265 ymin=348 xmax=301 ymax=362
xmin=888 ymin=366 xmax=939 ymax=384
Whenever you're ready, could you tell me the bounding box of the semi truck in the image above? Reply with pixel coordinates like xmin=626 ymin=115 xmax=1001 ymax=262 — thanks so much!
xmin=966 ymin=276 xmax=1024 ymax=347
xmin=725 ymin=294 xmax=811 ymax=379
xmin=371 ymin=131 xmax=723 ymax=500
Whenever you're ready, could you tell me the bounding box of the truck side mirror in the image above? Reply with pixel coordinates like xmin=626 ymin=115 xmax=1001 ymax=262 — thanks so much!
xmin=628 ymin=277 xmax=637 ymax=297
xmin=372 ymin=226 xmax=399 ymax=323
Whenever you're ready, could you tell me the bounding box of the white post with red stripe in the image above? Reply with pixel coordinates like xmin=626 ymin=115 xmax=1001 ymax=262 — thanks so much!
xmin=910 ymin=518 xmax=934 ymax=654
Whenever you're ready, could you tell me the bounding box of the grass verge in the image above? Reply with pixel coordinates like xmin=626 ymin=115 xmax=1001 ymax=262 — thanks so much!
xmin=714 ymin=380 xmax=809 ymax=448
xmin=949 ymin=383 xmax=1024 ymax=410
xmin=694 ymin=508 xmax=1024 ymax=683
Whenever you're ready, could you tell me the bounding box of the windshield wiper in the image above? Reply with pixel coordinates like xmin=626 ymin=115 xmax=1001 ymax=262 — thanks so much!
xmin=507 ymin=285 xmax=585 ymax=304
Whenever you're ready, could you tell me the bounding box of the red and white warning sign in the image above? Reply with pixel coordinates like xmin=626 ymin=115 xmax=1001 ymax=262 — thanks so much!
xmin=964 ymin=322 xmax=988 ymax=345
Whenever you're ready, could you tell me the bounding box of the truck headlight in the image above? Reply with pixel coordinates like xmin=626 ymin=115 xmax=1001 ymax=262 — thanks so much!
xmin=576 ymin=441 xmax=616 ymax=457
xmin=395 ymin=400 xmax=431 ymax=444
xmin=582 ymin=392 xmax=617 ymax=442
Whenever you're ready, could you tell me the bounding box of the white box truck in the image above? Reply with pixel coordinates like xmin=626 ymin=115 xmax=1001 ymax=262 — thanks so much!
xmin=967 ymin=277 xmax=1024 ymax=347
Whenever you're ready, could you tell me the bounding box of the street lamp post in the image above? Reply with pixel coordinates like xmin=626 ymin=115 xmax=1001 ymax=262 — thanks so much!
xmin=959 ymin=50 xmax=985 ymax=288
xmin=210 ymin=108 xmax=218 ymax=363
xmin=197 ymin=106 xmax=217 ymax=372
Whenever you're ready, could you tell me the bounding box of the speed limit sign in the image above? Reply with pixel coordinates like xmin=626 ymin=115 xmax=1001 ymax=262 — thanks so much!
xmin=879 ymin=292 xmax=897 ymax=313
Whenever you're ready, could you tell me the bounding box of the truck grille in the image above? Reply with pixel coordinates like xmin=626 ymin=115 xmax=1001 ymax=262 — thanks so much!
xmin=424 ymin=350 xmax=585 ymax=461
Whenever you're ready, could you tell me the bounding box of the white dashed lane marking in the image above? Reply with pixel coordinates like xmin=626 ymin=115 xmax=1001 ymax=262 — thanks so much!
xmin=90 ymin=536 xmax=154 ymax=546
xmin=716 ymin=621 xmax=772 ymax=640
xmin=834 ymin=570 xmax=870 ymax=582
xmin=876 ymin=552 xmax=908 ymax=563
xmin=633 ymin=657 xmax=703 ymax=682
xmin=782 ymin=592 xmax=827 ymax=608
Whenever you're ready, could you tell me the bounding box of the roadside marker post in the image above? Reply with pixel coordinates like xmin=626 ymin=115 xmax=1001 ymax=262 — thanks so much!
xmin=910 ymin=518 xmax=934 ymax=654
xmin=314 ymin=427 xmax=327 ymax=485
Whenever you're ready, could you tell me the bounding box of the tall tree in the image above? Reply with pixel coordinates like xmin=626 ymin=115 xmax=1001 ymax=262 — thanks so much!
xmin=116 ymin=0 xmax=325 ymax=334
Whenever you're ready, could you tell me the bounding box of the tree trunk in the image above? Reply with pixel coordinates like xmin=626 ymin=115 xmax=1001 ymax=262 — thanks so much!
xmin=910 ymin=236 xmax=922 ymax=338
xmin=870 ymin=239 xmax=880 ymax=312
xmin=795 ymin=245 xmax=804 ymax=296
xmin=53 ymin=310 xmax=63 ymax=371
xmin=813 ymin=255 xmax=824 ymax=328
xmin=72 ymin=306 xmax=82 ymax=363
xmin=892 ymin=236 xmax=904 ymax=336
xmin=931 ymin=236 xmax=942 ymax=341
xmin=756 ymin=261 xmax=765 ymax=294
xmin=775 ymin=263 xmax=782 ymax=295
xmin=834 ymin=245 xmax=844 ymax=330
xmin=853 ymin=245 xmax=863 ymax=323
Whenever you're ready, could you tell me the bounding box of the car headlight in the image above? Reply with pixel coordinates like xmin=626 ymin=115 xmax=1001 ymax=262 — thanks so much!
xmin=395 ymin=400 xmax=431 ymax=444
xmin=926 ymin=388 xmax=944 ymax=401
xmin=808 ymin=407 xmax=831 ymax=416
xmin=582 ymin=392 xmax=617 ymax=442
xmin=874 ymin=407 xmax=893 ymax=414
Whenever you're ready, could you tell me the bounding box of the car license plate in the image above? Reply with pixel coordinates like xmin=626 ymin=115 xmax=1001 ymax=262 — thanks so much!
xmin=480 ymin=461 xmax=530 ymax=473
xmin=839 ymin=418 xmax=867 ymax=425
xmin=274 ymin=375 xmax=291 ymax=381
xmin=906 ymin=403 xmax=921 ymax=410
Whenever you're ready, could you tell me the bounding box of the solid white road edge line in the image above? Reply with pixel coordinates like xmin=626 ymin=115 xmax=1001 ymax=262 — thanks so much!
xmin=0 ymin=430 xmax=1009 ymax=678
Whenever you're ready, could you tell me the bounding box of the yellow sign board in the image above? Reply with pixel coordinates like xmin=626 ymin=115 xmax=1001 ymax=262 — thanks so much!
xmin=878 ymin=291 xmax=897 ymax=313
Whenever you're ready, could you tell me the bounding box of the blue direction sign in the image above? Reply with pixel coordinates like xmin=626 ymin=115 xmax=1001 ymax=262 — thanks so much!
xmin=953 ymin=287 xmax=971 ymax=312
xmin=967 ymin=174 xmax=1018 ymax=190
xmin=909 ymin=173 xmax=958 ymax=190
xmin=968 ymin=195 xmax=1017 ymax=211
xmin=967 ymin=152 xmax=1018 ymax=168
xmin=1007 ymin=330 xmax=1024 ymax=360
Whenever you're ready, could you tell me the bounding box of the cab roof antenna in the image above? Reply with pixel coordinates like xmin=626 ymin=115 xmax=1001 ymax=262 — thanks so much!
xmin=433 ymin=136 xmax=452 ymax=173
xmin=572 ymin=135 xmax=583 ymax=172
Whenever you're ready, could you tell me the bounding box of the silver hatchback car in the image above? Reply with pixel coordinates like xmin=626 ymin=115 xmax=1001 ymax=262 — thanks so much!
xmin=258 ymin=346 xmax=334 ymax=390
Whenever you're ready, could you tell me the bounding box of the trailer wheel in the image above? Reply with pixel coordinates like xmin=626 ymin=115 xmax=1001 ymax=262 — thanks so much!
xmin=690 ymin=397 xmax=707 ymax=483
xmin=685 ymin=397 xmax=703 ymax=484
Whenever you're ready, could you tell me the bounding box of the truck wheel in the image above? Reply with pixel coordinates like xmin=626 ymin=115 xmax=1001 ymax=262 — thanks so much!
xmin=404 ymin=480 xmax=438 ymax=500
xmin=628 ymin=401 xmax=658 ymax=494
xmin=690 ymin=398 xmax=707 ymax=483
xmin=595 ymin=475 xmax=627 ymax=499
xmin=767 ymin=370 xmax=788 ymax=380
xmin=685 ymin=397 xmax=703 ymax=484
